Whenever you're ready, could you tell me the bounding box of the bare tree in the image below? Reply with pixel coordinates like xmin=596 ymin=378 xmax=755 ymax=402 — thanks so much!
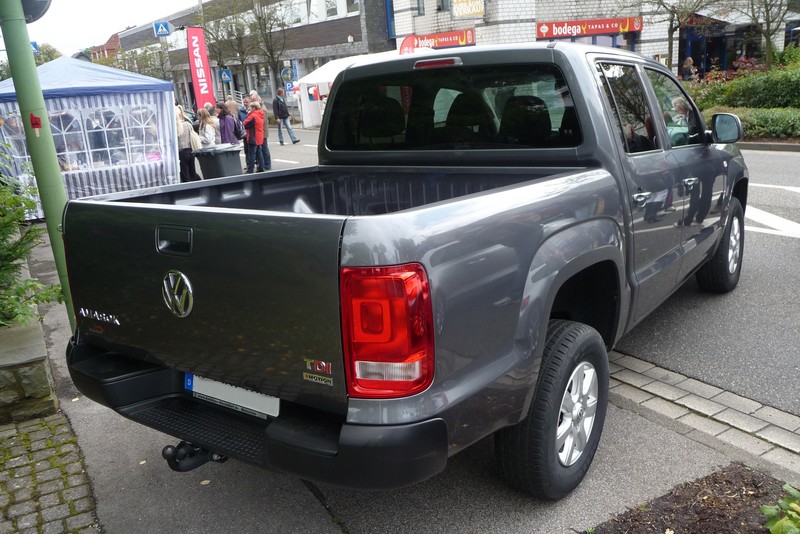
xmin=723 ymin=0 xmax=794 ymax=67
xmin=107 ymin=46 xmax=170 ymax=80
xmin=194 ymin=0 xmax=256 ymax=99
xmin=617 ymin=0 xmax=724 ymax=68
xmin=251 ymin=0 xmax=296 ymax=96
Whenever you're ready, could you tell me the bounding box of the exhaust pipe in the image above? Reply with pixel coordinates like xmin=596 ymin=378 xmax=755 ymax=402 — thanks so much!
xmin=162 ymin=441 xmax=227 ymax=472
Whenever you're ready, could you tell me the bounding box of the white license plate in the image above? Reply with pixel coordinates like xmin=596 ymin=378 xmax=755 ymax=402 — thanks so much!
xmin=184 ymin=374 xmax=279 ymax=419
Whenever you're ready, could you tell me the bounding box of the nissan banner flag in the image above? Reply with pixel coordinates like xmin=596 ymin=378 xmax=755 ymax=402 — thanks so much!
xmin=187 ymin=27 xmax=215 ymax=110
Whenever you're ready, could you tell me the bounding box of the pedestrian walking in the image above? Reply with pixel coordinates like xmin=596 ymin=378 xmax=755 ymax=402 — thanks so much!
xmin=272 ymin=88 xmax=300 ymax=145
xmin=259 ymin=104 xmax=272 ymax=170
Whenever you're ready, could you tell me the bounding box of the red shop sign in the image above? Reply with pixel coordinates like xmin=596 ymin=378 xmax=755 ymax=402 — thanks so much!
xmin=536 ymin=16 xmax=643 ymax=39
xmin=415 ymin=29 xmax=476 ymax=50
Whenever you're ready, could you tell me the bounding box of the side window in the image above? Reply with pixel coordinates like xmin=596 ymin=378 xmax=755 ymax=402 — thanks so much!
xmin=596 ymin=63 xmax=658 ymax=154
xmin=646 ymin=69 xmax=703 ymax=147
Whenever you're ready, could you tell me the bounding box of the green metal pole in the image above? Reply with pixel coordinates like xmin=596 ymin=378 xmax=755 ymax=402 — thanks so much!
xmin=0 ymin=1 xmax=76 ymax=331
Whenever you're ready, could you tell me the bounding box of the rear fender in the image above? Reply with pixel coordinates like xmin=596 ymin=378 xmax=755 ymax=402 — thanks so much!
xmin=513 ymin=217 xmax=626 ymax=418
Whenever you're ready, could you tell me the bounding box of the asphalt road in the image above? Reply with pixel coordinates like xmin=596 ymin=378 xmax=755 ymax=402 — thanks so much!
xmin=617 ymin=149 xmax=800 ymax=416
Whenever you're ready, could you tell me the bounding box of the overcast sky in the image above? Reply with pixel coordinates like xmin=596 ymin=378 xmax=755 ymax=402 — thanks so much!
xmin=24 ymin=0 xmax=200 ymax=57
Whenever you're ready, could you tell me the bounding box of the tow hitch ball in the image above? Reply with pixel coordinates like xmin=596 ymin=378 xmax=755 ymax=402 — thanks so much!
xmin=162 ymin=441 xmax=227 ymax=472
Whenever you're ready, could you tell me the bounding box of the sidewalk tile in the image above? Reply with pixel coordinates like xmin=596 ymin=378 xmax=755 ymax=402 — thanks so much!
xmin=610 ymin=383 xmax=654 ymax=404
xmin=614 ymin=355 xmax=655 ymax=374
xmin=762 ymin=448 xmax=800 ymax=476
xmin=714 ymin=408 xmax=769 ymax=433
xmin=642 ymin=381 xmax=689 ymax=401
xmin=757 ymin=425 xmax=800 ymax=453
xmin=642 ymin=397 xmax=690 ymax=419
xmin=675 ymin=394 xmax=726 ymax=417
xmin=717 ymin=428 xmax=774 ymax=456
xmin=643 ymin=366 xmax=687 ymax=386
xmin=676 ymin=378 xmax=723 ymax=399
xmin=678 ymin=412 xmax=728 ymax=436
xmin=753 ymin=406 xmax=800 ymax=432
xmin=712 ymin=391 xmax=763 ymax=414
xmin=612 ymin=369 xmax=654 ymax=388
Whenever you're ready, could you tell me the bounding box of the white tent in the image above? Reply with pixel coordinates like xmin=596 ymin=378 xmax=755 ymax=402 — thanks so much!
xmin=295 ymin=49 xmax=436 ymax=128
xmin=0 ymin=57 xmax=178 ymax=217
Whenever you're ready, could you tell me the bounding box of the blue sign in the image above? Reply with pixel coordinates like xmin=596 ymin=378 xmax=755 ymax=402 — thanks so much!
xmin=219 ymin=69 xmax=232 ymax=83
xmin=291 ymin=59 xmax=299 ymax=81
xmin=285 ymin=82 xmax=294 ymax=93
xmin=153 ymin=21 xmax=173 ymax=37
xmin=31 ymin=41 xmax=39 ymax=55
xmin=280 ymin=67 xmax=294 ymax=82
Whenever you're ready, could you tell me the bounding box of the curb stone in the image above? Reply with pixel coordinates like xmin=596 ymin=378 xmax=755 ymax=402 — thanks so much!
xmin=0 ymin=413 xmax=99 ymax=533
xmin=609 ymin=350 xmax=800 ymax=487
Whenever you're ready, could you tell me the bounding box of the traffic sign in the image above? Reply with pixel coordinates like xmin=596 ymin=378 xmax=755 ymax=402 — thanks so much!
xmin=153 ymin=21 xmax=174 ymax=38
xmin=285 ymin=82 xmax=294 ymax=93
xmin=31 ymin=41 xmax=39 ymax=55
xmin=219 ymin=69 xmax=232 ymax=83
xmin=281 ymin=67 xmax=294 ymax=82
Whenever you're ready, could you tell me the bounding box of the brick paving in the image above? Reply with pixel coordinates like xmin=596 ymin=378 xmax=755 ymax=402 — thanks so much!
xmin=0 ymin=413 xmax=97 ymax=534
xmin=609 ymin=350 xmax=800 ymax=484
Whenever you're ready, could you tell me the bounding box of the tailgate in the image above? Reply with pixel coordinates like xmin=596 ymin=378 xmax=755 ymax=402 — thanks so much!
xmin=64 ymin=201 xmax=348 ymax=414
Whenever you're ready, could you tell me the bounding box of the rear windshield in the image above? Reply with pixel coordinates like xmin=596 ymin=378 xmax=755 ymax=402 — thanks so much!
xmin=326 ymin=63 xmax=581 ymax=151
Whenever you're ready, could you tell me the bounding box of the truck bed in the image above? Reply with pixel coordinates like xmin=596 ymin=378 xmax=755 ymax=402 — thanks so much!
xmin=109 ymin=165 xmax=580 ymax=215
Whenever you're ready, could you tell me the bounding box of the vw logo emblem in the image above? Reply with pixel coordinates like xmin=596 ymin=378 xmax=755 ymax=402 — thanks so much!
xmin=162 ymin=270 xmax=194 ymax=318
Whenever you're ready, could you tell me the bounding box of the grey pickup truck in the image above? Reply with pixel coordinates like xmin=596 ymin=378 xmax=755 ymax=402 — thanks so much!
xmin=63 ymin=42 xmax=747 ymax=500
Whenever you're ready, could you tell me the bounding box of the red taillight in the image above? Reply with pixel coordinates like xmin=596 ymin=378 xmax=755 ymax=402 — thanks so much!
xmin=340 ymin=264 xmax=434 ymax=399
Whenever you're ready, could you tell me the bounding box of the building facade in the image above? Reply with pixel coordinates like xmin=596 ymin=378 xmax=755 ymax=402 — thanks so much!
xmin=113 ymin=0 xmax=795 ymax=110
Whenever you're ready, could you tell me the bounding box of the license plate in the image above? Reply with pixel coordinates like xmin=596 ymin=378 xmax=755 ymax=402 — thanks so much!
xmin=184 ymin=374 xmax=279 ymax=419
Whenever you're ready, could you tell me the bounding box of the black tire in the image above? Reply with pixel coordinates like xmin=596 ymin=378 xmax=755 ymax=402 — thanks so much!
xmin=696 ymin=197 xmax=744 ymax=292
xmin=495 ymin=320 xmax=609 ymax=500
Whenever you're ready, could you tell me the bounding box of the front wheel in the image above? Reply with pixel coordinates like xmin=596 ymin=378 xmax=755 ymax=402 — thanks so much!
xmin=495 ymin=320 xmax=609 ymax=500
xmin=696 ymin=197 xmax=744 ymax=292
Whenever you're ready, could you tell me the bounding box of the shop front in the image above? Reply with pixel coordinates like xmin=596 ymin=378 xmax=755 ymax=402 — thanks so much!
xmin=536 ymin=16 xmax=644 ymax=51
xmin=679 ymin=13 xmax=763 ymax=78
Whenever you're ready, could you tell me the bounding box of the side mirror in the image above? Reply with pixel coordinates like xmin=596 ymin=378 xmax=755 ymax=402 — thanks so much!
xmin=711 ymin=113 xmax=743 ymax=144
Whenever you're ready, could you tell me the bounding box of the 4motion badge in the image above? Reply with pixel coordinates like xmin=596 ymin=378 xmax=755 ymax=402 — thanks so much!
xmin=162 ymin=270 xmax=194 ymax=318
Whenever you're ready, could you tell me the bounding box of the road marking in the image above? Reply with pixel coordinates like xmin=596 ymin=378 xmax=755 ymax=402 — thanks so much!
xmin=746 ymin=206 xmax=800 ymax=233
xmin=751 ymin=183 xmax=800 ymax=194
xmin=746 ymin=206 xmax=800 ymax=238
xmin=272 ymin=158 xmax=299 ymax=164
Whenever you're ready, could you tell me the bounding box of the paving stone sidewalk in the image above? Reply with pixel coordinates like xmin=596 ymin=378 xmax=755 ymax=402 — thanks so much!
xmin=0 ymin=413 xmax=98 ymax=534
xmin=609 ymin=350 xmax=800 ymax=485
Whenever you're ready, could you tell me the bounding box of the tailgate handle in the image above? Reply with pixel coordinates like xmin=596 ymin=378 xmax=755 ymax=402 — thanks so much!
xmin=157 ymin=226 xmax=193 ymax=256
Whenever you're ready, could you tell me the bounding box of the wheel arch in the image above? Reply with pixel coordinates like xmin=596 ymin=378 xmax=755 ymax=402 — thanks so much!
xmin=513 ymin=217 xmax=626 ymax=418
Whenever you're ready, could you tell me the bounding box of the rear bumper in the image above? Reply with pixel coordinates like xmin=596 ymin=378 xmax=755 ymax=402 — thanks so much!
xmin=67 ymin=336 xmax=448 ymax=490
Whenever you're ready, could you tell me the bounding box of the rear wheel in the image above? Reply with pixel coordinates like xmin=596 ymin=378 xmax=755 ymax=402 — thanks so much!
xmin=696 ymin=197 xmax=744 ymax=292
xmin=495 ymin=320 xmax=609 ymax=500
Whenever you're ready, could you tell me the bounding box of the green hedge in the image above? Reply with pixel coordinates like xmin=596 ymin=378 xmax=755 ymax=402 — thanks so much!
xmin=723 ymin=69 xmax=800 ymax=108
xmin=702 ymin=106 xmax=800 ymax=140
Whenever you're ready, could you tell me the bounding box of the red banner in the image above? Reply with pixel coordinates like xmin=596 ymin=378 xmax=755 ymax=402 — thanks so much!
xmin=187 ymin=27 xmax=215 ymax=109
xmin=536 ymin=16 xmax=643 ymax=39
xmin=399 ymin=34 xmax=416 ymax=55
xmin=414 ymin=30 xmax=476 ymax=50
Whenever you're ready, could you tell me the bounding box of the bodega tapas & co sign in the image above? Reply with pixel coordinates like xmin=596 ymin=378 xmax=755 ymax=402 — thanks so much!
xmin=536 ymin=16 xmax=643 ymax=39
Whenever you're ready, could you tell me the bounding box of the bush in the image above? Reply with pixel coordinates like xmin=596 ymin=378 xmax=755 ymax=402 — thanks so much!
xmin=762 ymin=484 xmax=800 ymax=533
xmin=723 ymin=69 xmax=800 ymax=108
xmin=702 ymin=106 xmax=800 ymax=140
xmin=0 ymin=173 xmax=62 ymax=326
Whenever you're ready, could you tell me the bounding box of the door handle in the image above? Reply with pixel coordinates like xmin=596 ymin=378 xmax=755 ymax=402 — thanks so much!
xmin=683 ymin=177 xmax=700 ymax=190
xmin=632 ymin=192 xmax=652 ymax=205
xmin=157 ymin=226 xmax=193 ymax=256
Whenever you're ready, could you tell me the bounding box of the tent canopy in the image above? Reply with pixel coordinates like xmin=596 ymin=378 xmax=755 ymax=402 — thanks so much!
xmin=0 ymin=56 xmax=172 ymax=103
xmin=296 ymin=48 xmax=437 ymax=86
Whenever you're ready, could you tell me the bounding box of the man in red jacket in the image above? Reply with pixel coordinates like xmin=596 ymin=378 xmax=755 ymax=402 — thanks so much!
xmin=243 ymin=101 xmax=267 ymax=173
